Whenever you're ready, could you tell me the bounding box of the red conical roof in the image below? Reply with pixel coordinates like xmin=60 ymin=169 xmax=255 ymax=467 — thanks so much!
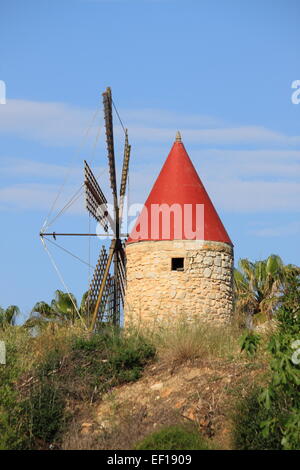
xmin=127 ymin=134 xmax=232 ymax=245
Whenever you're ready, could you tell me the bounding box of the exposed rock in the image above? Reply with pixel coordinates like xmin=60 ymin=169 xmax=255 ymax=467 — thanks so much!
xmin=184 ymin=369 xmax=200 ymax=381
xmin=150 ymin=382 xmax=164 ymax=391
xmin=81 ymin=422 xmax=92 ymax=428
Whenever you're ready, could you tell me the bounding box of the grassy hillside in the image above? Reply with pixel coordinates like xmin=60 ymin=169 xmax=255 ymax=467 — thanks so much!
xmin=1 ymin=263 xmax=299 ymax=450
xmin=0 ymin=319 xmax=270 ymax=450
xmin=0 ymin=324 xmax=155 ymax=449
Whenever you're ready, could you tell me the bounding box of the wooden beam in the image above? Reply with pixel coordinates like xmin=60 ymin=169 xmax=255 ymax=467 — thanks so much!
xmin=89 ymin=239 xmax=116 ymax=331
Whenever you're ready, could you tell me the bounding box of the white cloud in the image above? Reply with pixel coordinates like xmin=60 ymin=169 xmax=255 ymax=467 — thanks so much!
xmin=192 ymin=149 xmax=300 ymax=180
xmin=128 ymin=167 xmax=300 ymax=213
xmin=129 ymin=126 xmax=300 ymax=146
xmin=1 ymin=98 xmax=300 ymax=215
xmin=1 ymin=98 xmax=300 ymax=147
xmin=206 ymin=180 xmax=300 ymax=212
xmin=128 ymin=148 xmax=300 ymax=213
xmin=0 ymin=156 xmax=108 ymax=183
xmin=0 ymin=99 xmax=100 ymax=146
xmin=120 ymin=108 xmax=222 ymax=128
xmin=0 ymin=183 xmax=63 ymax=212
xmin=0 ymin=159 xmax=110 ymax=217
xmin=251 ymin=221 xmax=300 ymax=237
xmin=0 ymin=157 xmax=75 ymax=179
xmin=1 ymin=150 xmax=300 ymax=214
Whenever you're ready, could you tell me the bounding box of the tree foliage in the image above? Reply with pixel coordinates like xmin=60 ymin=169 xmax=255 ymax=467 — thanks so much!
xmin=25 ymin=290 xmax=88 ymax=328
xmin=258 ymin=275 xmax=300 ymax=449
xmin=234 ymin=254 xmax=300 ymax=327
xmin=235 ymin=274 xmax=300 ymax=450
xmin=0 ymin=305 xmax=20 ymax=329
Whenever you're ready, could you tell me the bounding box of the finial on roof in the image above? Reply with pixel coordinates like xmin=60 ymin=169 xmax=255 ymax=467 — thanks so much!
xmin=175 ymin=131 xmax=181 ymax=142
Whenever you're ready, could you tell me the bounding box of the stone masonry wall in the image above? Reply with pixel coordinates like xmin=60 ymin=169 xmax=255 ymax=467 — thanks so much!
xmin=124 ymin=240 xmax=234 ymax=327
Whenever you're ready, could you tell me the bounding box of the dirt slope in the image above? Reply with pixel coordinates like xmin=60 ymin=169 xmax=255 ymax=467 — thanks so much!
xmin=62 ymin=356 xmax=266 ymax=450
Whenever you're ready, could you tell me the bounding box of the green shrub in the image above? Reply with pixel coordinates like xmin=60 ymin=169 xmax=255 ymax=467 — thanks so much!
xmin=72 ymin=330 xmax=155 ymax=385
xmin=135 ymin=425 xmax=211 ymax=450
xmin=0 ymin=325 xmax=155 ymax=449
xmin=233 ymin=278 xmax=300 ymax=450
xmin=233 ymin=387 xmax=282 ymax=450
xmin=239 ymin=331 xmax=261 ymax=357
xmin=72 ymin=332 xmax=107 ymax=352
xmin=0 ymin=352 xmax=66 ymax=449
xmin=109 ymin=335 xmax=155 ymax=372
xmin=36 ymin=349 xmax=62 ymax=377
xmin=0 ymin=406 xmax=28 ymax=450
xmin=0 ymin=327 xmax=33 ymax=449
xmin=20 ymin=381 xmax=65 ymax=445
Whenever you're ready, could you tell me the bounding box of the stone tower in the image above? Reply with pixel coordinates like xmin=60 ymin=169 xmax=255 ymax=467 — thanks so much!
xmin=124 ymin=133 xmax=233 ymax=327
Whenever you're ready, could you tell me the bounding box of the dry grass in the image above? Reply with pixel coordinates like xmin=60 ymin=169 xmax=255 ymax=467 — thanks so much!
xmin=0 ymin=321 xmax=89 ymax=385
xmin=140 ymin=318 xmax=240 ymax=367
xmin=29 ymin=321 xmax=88 ymax=363
xmin=0 ymin=325 xmax=35 ymax=373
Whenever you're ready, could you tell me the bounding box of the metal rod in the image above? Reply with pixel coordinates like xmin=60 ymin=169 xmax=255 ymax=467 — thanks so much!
xmin=40 ymin=232 xmax=129 ymax=237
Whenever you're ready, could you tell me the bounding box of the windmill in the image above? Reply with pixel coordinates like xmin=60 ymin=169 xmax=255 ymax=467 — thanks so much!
xmin=84 ymin=87 xmax=131 ymax=330
xmin=40 ymin=87 xmax=131 ymax=331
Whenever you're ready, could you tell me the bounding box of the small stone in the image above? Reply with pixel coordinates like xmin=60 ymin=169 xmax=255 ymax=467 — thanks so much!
xmin=150 ymin=382 xmax=164 ymax=391
xmin=135 ymin=271 xmax=143 ymax=279
xmin=174 ymin=399 xmax=186 ymax=409
xmin=176 ymin=291 xmax=186 ymax=300
xmin=183 ymin=407 xmax=197 ymax=421
xmin=184 ymin=369 xmax=199 ymax=380
xmin=203 ymin=268 xmax=212 ymax=278
xmin=160 ymin=387 xmax=173 ymax=398
xmin=214 ymin=256 xmax=221 ymax=266
xmin=146 ymin=272 xmax=157 ymax=279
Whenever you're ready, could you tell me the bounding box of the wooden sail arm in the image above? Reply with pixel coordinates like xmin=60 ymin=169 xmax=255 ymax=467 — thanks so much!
xmin=84 ymin=160 xmax=114 ymax=232
xmin=117 ymin=249 xmax=126 ymax=306
xmin=103 ymin=87 xmax=118 ymax=213
xmin=119 ymin=129 xmax=131 ymax=220
xmin=89 ymin=239 xmax=116 ymax=331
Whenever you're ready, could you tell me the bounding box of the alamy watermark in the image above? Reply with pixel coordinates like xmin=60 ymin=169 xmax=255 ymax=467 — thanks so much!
xmin=95 ymin=198 xmax=205 ymax=241
xmin=0 ymin=341 xmax=6 ymax=365
xmin=291 ymin=339 xmax=300 ymax=365
xmin=291 ymin=80 xmax=300 ymax=104
xmin=0 ymin=80 xmax=6 ymax=104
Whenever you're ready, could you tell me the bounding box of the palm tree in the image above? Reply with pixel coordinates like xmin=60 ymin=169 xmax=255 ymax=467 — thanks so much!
xmin=0 ymin=305 xmax=20 ymax=329
xmin=234 ymin=254 xmax=300 ymax=328
xmin=25 ymin=290 xmax=88 ymax=328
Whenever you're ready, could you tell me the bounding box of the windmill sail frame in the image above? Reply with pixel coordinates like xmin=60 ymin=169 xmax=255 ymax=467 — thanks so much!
xmin=86 ymin=87 xmax=130 ymax=330
xmin=41 ymin=87 xmax=131 ymax=331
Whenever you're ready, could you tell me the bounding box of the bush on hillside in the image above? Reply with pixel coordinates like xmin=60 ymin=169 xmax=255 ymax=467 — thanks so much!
xmin=0 ymin=325 xmax=155 ymax=450
xmin=233 ymin=277 xmax=300 ymax=450
xmin=135 ymin=425 xmax=211 ymax=450
xmin=233 ymin=387 xmax=282 ymax=450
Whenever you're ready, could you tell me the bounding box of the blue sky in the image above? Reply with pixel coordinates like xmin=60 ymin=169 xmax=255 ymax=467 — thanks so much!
xmin=0 ymin=0 xmax=299 ymax=322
